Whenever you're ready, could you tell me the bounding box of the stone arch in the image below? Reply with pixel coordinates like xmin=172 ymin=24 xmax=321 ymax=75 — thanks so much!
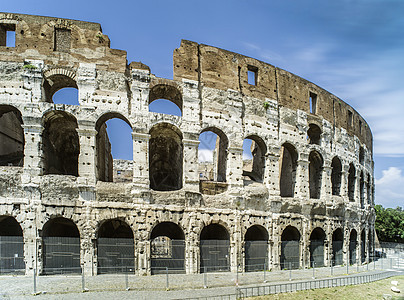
xmin=367 ymin=174 xmax=371 ymax=205
xmin=199 ymin=127 xmax=229 ymax=184
xmin=307 ymin=123 xmax=322 ymax=145
xmin=332 ymin=228 xmax=344 ymax=266
xmin=359 ymin=146 xmax=364 ymax=165
xmin=149 ymin=83 xmax=183 ymax=115
xmin=0 ymin=216 xmax=25 ymax=272
xmin=95 ymin=112 xmax=133 ymax=182
xmin=331 ymin=156 xmax=342 ymax=196
xmin=360 ymin=171 xmax=365 ymax=208
xmin=97 ymin=218 xmax=134 ymax=274
xmin=150 ymin=222 xmax=185 ymax=274
xmin=200 ymin=223 xmax=230 ymax=273
xmin=43 ymin=68 xmax=78 ymax=103
xmin=279 ymin=143 xmax=298 ymax=197
xmin=0 ymin=105 xmax=24 ymax=167
xmin=280 ymin=225 xmax=301 ymax=269
xmin=361 ymin=229 xmax=366 ymax=263
xmin=244 ymin=225 xmax=268 ymax=272
xmin=309 ymin=150 xmax=323 ymax=199
xmin=349 ymin=229 xmax=357 ymax=265
xmin=348 ymin=163 xmax=356 ymax=201
xmin=42 ymin=110 xmax=79 ymax=176
xmin=42 ymin=217 xmax=80 ymax=274
xmin=242 ymin=135 xmax=267 ymax=183
xmin=309 ymin=227 xmax=326 ymax=267
xmin=149 ymin=122 xmax=183 ymax=191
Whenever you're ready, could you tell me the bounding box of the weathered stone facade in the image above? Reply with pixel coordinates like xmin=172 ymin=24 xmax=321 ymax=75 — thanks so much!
xmin=0 ymin=13 xmax=375 ymax=276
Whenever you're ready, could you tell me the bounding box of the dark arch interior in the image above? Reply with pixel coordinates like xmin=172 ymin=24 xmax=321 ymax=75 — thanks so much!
xmin=242 ymin=135 xmax=266 ymax=183
xmin=98 ymin=219 xmax=133 ymax=238
xmin=42 ymin=217 xmax=79 ymax=237
xmin=43 ymin=74 xmax=78 ymax=103
xmin=279 ymin=143 xmax=298 ymax=197
xmin=281 ymin=226 xmax=300 ymax=241
xmin=360 ymin=172 xmax=365 ymax=207
xmin=200 ymin=224 xmax=229 ymax=240
xmin=310 ymin=227 xmax=325 ymax=241
xmin=151 ymin=222 xmax=184 ymax=240
xmin=309 ymin=151 xmax=323 ymax=199
xmin=350 ymin=229 xmax=357 ymax=241
xmin=149 ymin=123 xmax=183 ymax=191
xmin=359 ymin=147 xmax=364 ymax=165
xmin=332 ymin=228 xmax=343 ymax=241
xmin=42 ymin=111 xmax=79 ymax=176
xmin=0 ymin=105 xmax=24 ymax=167
xmin=0 ymin=216 xmax=23 ymax=236
xmin=245 ymin=225 xmax=268 ymax=241
xmin=307 ymin=124 xmax=321 ymax=145
xmin=331 ymin=156 xmax=342 ymax=196
xmin=348 ymin=164 xmax=356 ymax=201
xmin=149 ymin=84 xmax=182 ymax=114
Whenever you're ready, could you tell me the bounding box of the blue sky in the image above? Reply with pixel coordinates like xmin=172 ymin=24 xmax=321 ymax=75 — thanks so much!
xmin=5 ymin=0 xmax=404 ymax=208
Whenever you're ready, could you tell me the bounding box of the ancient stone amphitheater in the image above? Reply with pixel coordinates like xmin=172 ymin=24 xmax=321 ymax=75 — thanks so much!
xmin=0 ymin=13 xmax=375 ymax=276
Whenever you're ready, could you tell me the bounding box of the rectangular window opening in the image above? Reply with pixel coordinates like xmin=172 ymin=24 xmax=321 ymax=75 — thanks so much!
xmin=359 ymin=120 xmax=362 ymax=134
xmin=348 ymin=111 xmax=353 ymax=127
xmin=54 ymin=28 xmax=71 ymax=52
xmin=309 ymin=92 xmax=317 ymax=114
xmin=247 ymin=66 xmax=258 ymax=86
xmin=0 ymin=24 xmax=16 ymax=47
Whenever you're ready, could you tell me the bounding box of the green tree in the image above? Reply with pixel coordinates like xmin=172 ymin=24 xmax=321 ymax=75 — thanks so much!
xmin=375 ymin=204 xmax=404 ymax=243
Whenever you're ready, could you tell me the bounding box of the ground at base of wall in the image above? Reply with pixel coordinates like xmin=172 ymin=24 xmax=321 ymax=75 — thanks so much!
xmin=250 ymin=275 xmax=404 ymax=300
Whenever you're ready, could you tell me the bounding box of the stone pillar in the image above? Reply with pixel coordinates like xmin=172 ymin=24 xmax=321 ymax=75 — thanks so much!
xmin=265 ymin=147 xmax=280 ymax=196
xmin=227 ymin=146 xmax=243 ymax=189
xmin=76 ymin=127 xmax=97 ymax=184
xmin=363 ymin=177 xmax=369 ymax=208
xmin=77 ymin=63 xmax=96 ymax=106
xmin=182 ymin=138 xmax=200 ymax=192
xmin=321 ymin=161 xmax=332 ymax=200
xmin=296 ymin=157 xmax=309 ymax=199
xmin=341 ymin=165 xmax=349 ymax=201
xmin=132 ymin=132 xmax=150 ymax=189
xmin=22 ymin=122 xmax=43 ymax=176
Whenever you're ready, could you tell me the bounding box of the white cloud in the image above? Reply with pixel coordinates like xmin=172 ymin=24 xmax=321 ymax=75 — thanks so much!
xmin=375 ymin=167 xmax=404 ymax=208
xmin=198 ymin=149 xmax=213 ymax=162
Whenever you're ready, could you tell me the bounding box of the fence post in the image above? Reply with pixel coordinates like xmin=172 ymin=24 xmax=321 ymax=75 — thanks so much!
xmin=346 ymin=260 xmax=349 ymax=275
xmin=165 ymin=267 xmax=169 ymax=290
xmin=33 ymin=268 xmax=37 ymax=294
xmin=125 ymin=266 xmax=129 ymax=290
xmin=390 ymin=258 xmax=392 ymax=269
xmin=236 ymin=264 xmax=239 ymax=286
xmin=331 ymin=260 xmax=333 ymax=276
xmin=289 ymin=262 xmax=292 ymax=281
xmin=356 ymin=260 xmax=359 ymax=273
xmin=381 ymin=257 xmax=383 ymax=270
xmin=203 ymin=266 xmax=207 ymax=288
xmin=81 ymin=266 xmax=87 ymax=292
xmin=263 ymin=262 xmax=267 ymax=283
xmin=312 ymin=261 xmax=315 ymax=279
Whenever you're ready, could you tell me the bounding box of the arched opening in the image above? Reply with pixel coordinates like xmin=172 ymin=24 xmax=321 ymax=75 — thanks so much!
xmin=360 ymin=172 xmax=365 ymax=208
xmin=367 ymin=174 xmax=371 ymax=205
xmin=359 ymin=146 xmax=364 ymax=165
xmin=331 ymin=157 xmax=342 ymax=196
xmin=52 ymin=87 xmax=79 ymax=105
xmin=0 ymin=216 xmax=24 ymax=273
xmin=97 ymin=219 xmax=134 ymax=274
xmin=42 ymin=217 xmax=80 ymax=274
xmin=349 ymin=229 xmax=357 ymax=265
xmin=332 ymin=228 xmax=343 ymax=266
xmin=280 ymin=226 xmax=300 ymax=269
xmin=309 ymin=227 xmax=326 ymax=267
xmin=348 ymin=164 xmax=356 ymax=202
xmin=149 ymin=123 xmax=183 ymax=191
xmin=42 ymin=111 xmax=79 ymax=176
xmin=244 ymin=225 xmax=268 ymax=272
xmin=242 ymin=136 xmax=267 ymax=183
xmin=368 ymin=228 xmax=373 ymax=262
xmin=198 ymin=128 xmax=228 ymax=195
xmin=43 ymin=74 xmax=78 ymax=104
xmin=150 ymin=222 xmax=185 ymax=274
xmin=0 ymin=105 xmax=24 ymax=167
xmin=200 ymin=224 xmax=230 ymax=273
xmin=96 ymin=113 xmax=133 ymax=182
xmin=149 ymin=84 xmax=182 ymax=116
xmin=309 ymin=151 xmax=323 ymax=199
xmin=279 ymin=143 xmax=298 ymax=197
xmin=307 ymin=124 xmax=321 ymax=145
xmin=361 ymin=229 xmax=366 ymax=263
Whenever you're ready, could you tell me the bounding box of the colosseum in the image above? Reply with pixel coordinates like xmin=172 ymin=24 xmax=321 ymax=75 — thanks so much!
xmin=0 ymin=12 xmax=375 ymax=276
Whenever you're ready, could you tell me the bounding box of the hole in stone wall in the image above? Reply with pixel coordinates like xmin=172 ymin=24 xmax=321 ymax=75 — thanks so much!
xmin=149 ymin=99 xmax=182 ymax=116
xmin=54 ymin=28 xmax=71 ymax=52
xmin=96 ymin=114 xmax=133 ymax=183
xmin=200 ymin=224 xmax=229 ymax=240
xmin=42 ymin=111 xmax=79 ymax=176
xmin=245 ymin=225 xmax=268 ymax=241
xmin=149 ymin=123 xmax=183 ymax=191
xmin=0 ymin=24 xmax=16 ymax=47
xmin=348 ymin=163 xmax=356 ymax=201
xmin=309 ymin=151 xmax=323 ymax=199
xmin=43 ymin=74 xmax=78 ymax=104
xmin=242 ymin=136 xmax=266 ymax=183
xmin=349 ymin=229 xmax=357 ymax=265
xmin=309 ymin=92 xmax=317 ymax=114
xmin=348 ymin=110 xmax=353 ymax=127
xmin=0 ymin=105 xmax=24 ymax=167
xmin=360 ymin=171 xmax=365 ymax=208
xmin=279 ymin=143 xmax=298 ymax=197
xmin=367 ymin=174 xmax=371 ymax=205
xmin=307 ymin=124 xmax=321 ymax=145
xmin=0 ymin=216 xmax=23 ymax=236
xmin=331 ymin=156 xmax=342 ymax=196
xmin=247 ymin=66 xmax=258 ymax=86
xmin=359 ymin=146 xmax=364 ymax=165
xmin=149 ymin=84 xmax=182 ymax=116
xmin=332 ymin=228 xmax=343 ymax=266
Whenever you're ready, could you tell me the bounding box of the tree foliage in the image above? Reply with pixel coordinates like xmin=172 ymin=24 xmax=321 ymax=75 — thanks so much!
xmin=375 ymin=205 xmax=404 ymax=243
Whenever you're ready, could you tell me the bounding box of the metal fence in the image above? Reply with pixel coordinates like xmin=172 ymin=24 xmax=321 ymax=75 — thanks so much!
xmin=332 ymin=240 xmax=343 ymax=266
xmin=97 ymin=237 xmax=135 ymax=274
xmin=280 ymin=240 xmax=299 ymax=269
xmin=151 ymin=239 xmax=185 ymax=274
xmin=42 ymin=236 xmax=80 ymax=274
xmin=309 ymin=240 xmax=324 ymax=267
xmin=244 ymin=241 xmax=267 ymax=272
xmin=0 ymin=236 xmax=25 ymax=274
xmin=200 ymin=240 xmax=230 ymax=272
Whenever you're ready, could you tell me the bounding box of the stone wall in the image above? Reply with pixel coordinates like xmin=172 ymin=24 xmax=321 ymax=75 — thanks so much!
xmin=0 ymin=13 xmax=375 ymax=276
